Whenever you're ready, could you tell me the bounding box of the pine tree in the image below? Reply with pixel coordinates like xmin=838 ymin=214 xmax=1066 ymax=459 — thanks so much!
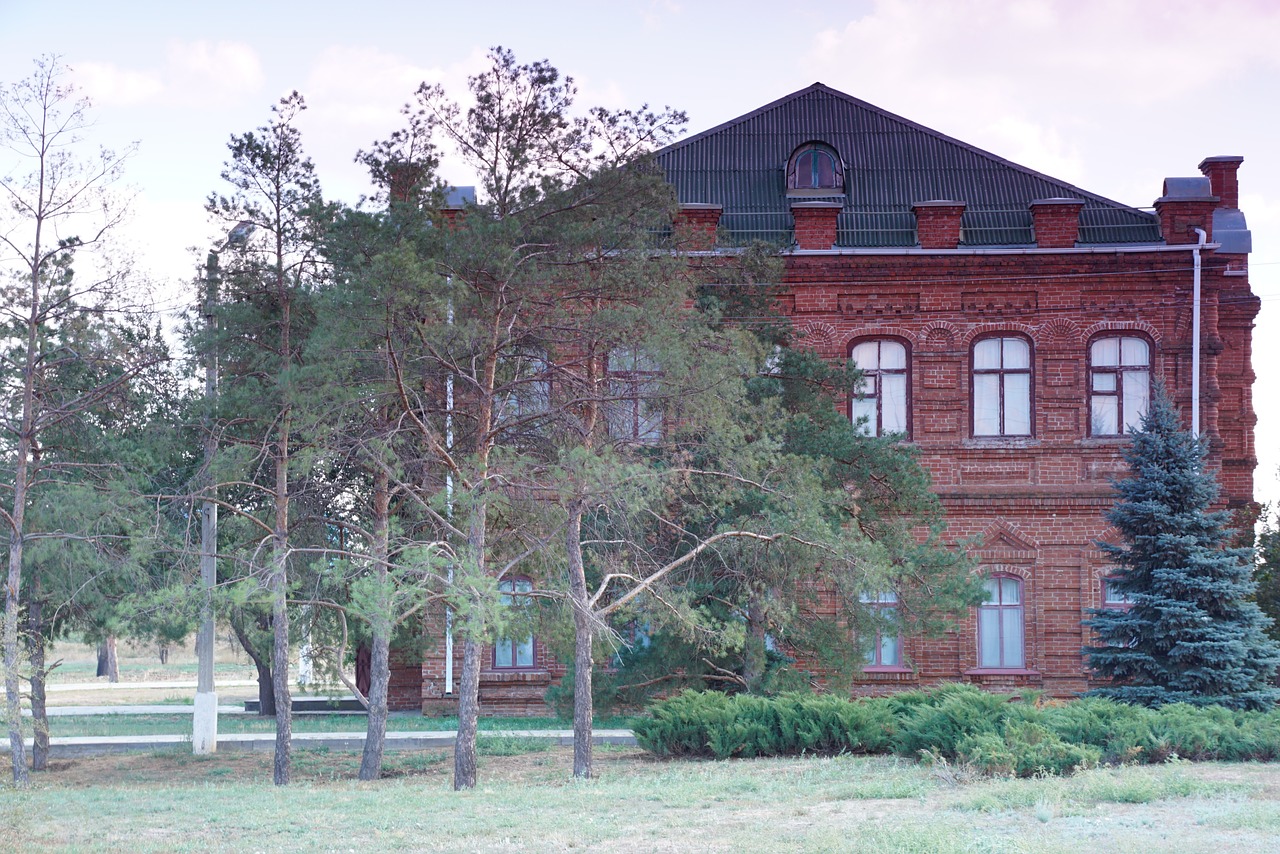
xmin=1085 ymin=385 xmax=1280 ymax=709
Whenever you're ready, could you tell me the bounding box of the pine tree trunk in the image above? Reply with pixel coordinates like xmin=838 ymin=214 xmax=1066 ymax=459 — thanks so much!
xmin=26 ymin=597 xmax=48 ymax=772
xmin=453 ymin=635 xmax=482 ymax=790
xmin=359 ymin=469 xmax=392 ymax=781
xmin=96 ymin=636 xmax=119 ymax=682
xmin=742 ymin=596 xmax=768 ymax=691
xmin=567 ymin=503 xmax=594 ymax=779
xmin=270 ymin=560 xmax=291 ymax=785
xmin=230 ymin=615 xmax=275 ymax=716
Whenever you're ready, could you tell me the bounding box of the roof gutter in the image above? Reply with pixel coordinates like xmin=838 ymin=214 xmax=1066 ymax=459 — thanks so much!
xmin=785 ymin=243 xmax=1220 ymax=257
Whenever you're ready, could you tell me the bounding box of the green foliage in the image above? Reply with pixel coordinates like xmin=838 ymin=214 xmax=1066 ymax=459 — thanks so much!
xmin=1084 ymin=386 xmax=1280 ymax=709
xmin=636 ymin=684 xmax=1280 ymax=777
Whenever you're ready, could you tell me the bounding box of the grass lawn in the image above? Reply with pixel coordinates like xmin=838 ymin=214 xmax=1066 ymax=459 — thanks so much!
xmin=5 ymin=748 xmax=1280 ymax=852
xmin=44 ymin=713 xmax=638 ymax=738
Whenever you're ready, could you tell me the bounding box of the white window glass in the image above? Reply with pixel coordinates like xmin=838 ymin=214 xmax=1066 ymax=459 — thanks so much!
xmin=974 ymin=374 xmax=1001 ymax=435
xmin=852 ymin=397 xmax=877 ymax=435
xmin=1001 ymin=609 xmax=1024 ymax=667
xmin=880 ymin=341 xmax=906 ymax=370
xmin=1122 ymin=370 xmax=1149 ymax=431
xmin=974 ymin=339 xmax=1002 ymax=369
xmin=978 ymin=576 xmax=1024 ymax=668
xmin=1002 ymin=338 xmax=1030 ymax=369
xmin=1091 ymin=397 xmax=1118 ymax=435
xmin=860 ymin=592 xmax=901 ymax=667
xmin=852 ymin=341 xmax=880 ymax=370
xmin=979 ymin=612 xmax=1002 ymax=668
xmin=1121 ymin=337 xmax=1149 ymax=366
xmin=1091 ymin=337 xmax=1119 ymax=367
xmin=496 ymin=579 xmax=534 ymax=668
xmin=881 ymin=373 xmax=907 ymax=433
xmin=1003 ymin=373 xmax=1031 ymax=435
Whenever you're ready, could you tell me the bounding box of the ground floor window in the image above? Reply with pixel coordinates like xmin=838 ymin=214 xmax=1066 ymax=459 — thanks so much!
xmin=494 ymin=577 xmax=535 ymax=668
xmin=978 ymin=575 xmax=1024 ymax=668
xmin=861 ymin=591 xmax=902 ymax=668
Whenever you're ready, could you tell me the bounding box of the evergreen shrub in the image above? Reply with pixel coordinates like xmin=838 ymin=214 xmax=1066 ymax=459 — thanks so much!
xmin=634 ymin=685 xmax=1280 ymax=776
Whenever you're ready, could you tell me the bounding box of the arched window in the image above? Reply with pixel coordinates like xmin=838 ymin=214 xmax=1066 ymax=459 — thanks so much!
xmin=972 ymin=335 xmax=1033 ymax=437
xmin=1089 ymin=335 xmax=1150 ymax=436
xmin=494 ymin=577 xmax=536 ymax=669
xmin=606 ymin=348 xmax=662 ymax=443
xmin=850 ymin=338 xmax=909 ymax=437
xmin=977 ymin=574 xmax=1024 ymax=668
xmin=787 ymin=143 xmax=844 ymax=193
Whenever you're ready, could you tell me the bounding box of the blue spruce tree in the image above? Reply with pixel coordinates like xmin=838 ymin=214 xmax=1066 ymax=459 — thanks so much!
xmin=1085 ymin=385 xmax=1280 ymax=709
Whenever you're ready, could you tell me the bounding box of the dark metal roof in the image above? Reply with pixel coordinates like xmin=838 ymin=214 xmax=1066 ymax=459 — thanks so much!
xmin=655 ymin=83 xmax=1161 ymax=247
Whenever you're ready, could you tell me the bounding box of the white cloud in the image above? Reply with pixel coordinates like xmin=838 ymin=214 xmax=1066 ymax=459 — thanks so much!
xmin=164 ymin=40 xmax=265 ymax=105
xmin=73 ymin=62 xmax=164 ymax=107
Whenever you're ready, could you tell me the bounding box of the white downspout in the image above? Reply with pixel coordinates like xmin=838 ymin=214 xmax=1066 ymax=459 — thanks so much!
xmin=1192 ymin=227 xmax=1206 ymax=438
xmin=444 ymin=291 xmax=455 ymax=696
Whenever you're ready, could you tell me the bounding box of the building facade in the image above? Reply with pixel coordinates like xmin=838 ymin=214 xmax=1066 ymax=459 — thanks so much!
xmin=393 ymin=83 xmax=1257 ymax=712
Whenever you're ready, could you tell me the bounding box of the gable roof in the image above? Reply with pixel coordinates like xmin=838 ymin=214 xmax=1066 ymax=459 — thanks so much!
xmin=655 ymin=83 xmax=1160 ymax=248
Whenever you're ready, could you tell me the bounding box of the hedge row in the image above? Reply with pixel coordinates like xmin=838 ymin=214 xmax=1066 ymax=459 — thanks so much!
xmin=631 ymin=684 xmax=1280 ymax=776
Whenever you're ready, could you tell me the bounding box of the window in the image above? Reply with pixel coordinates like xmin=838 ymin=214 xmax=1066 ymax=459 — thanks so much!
xmin=850 ymin=338 xmax=909 ymax=437
xmin=861 ymin=592 xmax=902 ymax=669
xmin=1089 ymin=336 xmax=1150 ymax=436
xmin=1102 ymin=576 xmax=1134 ymax=609
xmin=493 ymin=578 xmax=535 ymax=669
xmin=606 ymin=348 xmax=662 ymax=443
xmin=972 ymin=336 xmax=1032 ymax=437
xmin=498 ymin=346 xmax=552 ymax=436
xmin=787 ymin=143 xmax=844 ymax=193
xmin=977 ymin=575 xmax=1024 ymax=668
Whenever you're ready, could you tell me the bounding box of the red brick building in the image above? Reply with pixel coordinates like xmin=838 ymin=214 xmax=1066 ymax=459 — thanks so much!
xmin=395 ymin=83 xmax=1257 ymax=713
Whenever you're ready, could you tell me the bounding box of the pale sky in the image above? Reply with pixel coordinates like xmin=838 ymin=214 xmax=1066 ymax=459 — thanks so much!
xmin=4 ymin=0 xmax=1280 ymax=503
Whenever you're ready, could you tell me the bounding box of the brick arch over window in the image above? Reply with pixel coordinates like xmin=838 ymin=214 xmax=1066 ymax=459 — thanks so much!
xmin=961 ymin=322 xmax=1038 ymax=349
xmin=1082 ymin=319 xmax=1162 ymax=346
xmin=971 ymin=333 xmax=1034 ymax=437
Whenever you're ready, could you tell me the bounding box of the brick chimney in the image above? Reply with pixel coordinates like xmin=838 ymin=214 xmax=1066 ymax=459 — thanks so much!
xmin=439 ymin=207 xmax=465 ymax=231
xmin=912 ymin=201 xmax=966 ymax=249
xmin=1154 ymin=177 xmax=1217 ymax=245
xmin=790 ymin=201 xmax=842 ymax=250
xmin=673 ymin=203 xmax=722 ymax=250
xmin=1029 ymin=198 xmax=1084 ymax=248
xmin=1199 ymin=156 xmax=1243 ymax=209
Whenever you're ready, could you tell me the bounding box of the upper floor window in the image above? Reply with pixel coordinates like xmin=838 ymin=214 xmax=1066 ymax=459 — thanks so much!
xmin=1089 ymin=336 xmax=1150 ymax=436
xmin=972 ymin=336 xmax=1032 ymax=437
xmin=978 ymin=574 xmax=1024 ymax=669
xmin=850 ymin=338 xmax=909 ymax=437
xmin=494 ymin=577 xmax=536 ymax=669
xmin=787 ymin=143 xmax=844 ymax=193
xmin=606 ymin=348 xmax=662 ymax=444
xmin=860 ymin=591 xmax=902 ymax=669
xmin=497 ymin=346 xmax=552 ymax=437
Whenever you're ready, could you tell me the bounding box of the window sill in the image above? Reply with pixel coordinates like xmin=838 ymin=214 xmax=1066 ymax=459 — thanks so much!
xmin=480 ymin=669 xmax=552 ymax=683
xmin=861 ymin=666 xmax=914 ymax=674
xmin=1079 ymin=436 xmax=1132 ymax=446
xmin=963 ymin=668 xmax=1040 ymax=677
xmin=961 ymin=437 xmax=1039 ymax=449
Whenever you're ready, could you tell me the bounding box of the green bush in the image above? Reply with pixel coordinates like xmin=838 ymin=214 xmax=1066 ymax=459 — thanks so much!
xmin=634 ymin=685 xmax=1280 ymax=776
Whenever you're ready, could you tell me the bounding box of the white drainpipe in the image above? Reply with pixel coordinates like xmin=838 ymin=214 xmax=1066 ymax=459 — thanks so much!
xmin=445 ymin=292 xmax=455 ymax=695
xmin=1192 ymin=227 xmax=1206 ymax=438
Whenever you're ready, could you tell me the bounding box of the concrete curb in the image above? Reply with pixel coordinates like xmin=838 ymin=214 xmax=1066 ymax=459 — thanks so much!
xmin=0 ymin=729 xmax=638 ymax=758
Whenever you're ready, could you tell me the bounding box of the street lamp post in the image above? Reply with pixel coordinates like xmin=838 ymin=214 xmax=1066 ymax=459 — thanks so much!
xmin=193 ymin=222 xmax=253 ymax=755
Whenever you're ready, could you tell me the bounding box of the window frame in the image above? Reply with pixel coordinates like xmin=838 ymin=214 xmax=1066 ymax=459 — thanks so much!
xmin=1102 ymin=575 xmax=1135 ymax=610
xmin=976 ymin=573 xmax=1026 ymax=670
xmin=860 ymin=591 xmax=908 ymax=672
xmin=605 ymin=348 xmax=662 ymax=444
xmin=971 ymin=334 xmax=1035 ymax=438
xmin=492 ymin=577 xmax=538 ymax=670
xmin=849 ymin=336 xmax=912 ymax=439
xmin=1087 ymin=334 xmax=1152 ymax=437
xmin=786 ymin=142 xmax=845 ymax=194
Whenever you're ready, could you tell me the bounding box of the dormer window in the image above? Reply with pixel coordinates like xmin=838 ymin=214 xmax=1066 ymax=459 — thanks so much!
xmin=787 ymin=143 xmax=844 ymax=194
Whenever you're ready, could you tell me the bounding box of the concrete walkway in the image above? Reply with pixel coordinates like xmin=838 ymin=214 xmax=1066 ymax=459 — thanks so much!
xmin=0 ymin=729 xmax=638 ymax=758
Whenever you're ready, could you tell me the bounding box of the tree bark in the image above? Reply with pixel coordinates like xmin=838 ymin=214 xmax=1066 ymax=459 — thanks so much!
xmin=26 ymin=597 xmax=48 ymax=772
xmin=742 ymin=595 xmax=768 ymax=692
xmin=96 ymin=636 xmax=119 ymax=682
xmin=270 ymin=554 xmax=292 ymax=785
xmin=566 ymin=503 xmax=594 ymax=779
xmin=453 ymin=634 xmax=483 ymax=790
xmin=230 ymin=615 xmax=275 ymax=716
xmin=359 ymin=468 xmax=392 ymax=781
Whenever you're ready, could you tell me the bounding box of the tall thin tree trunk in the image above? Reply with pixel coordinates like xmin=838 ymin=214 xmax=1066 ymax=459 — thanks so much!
xmin=453 ymin=634 xmax=483 ymax=790
xmin=26 ymin=596 xmax=48 ymax=771
xmin=566 ymin=503 xmax=594 ymax=779
xmin=359 ymin=469 xmax=392 ymax=781
xmin=742 ymin=595 xmax=768 ymax=691
xmin=270 ymin=251 xmax=293 ymax=787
